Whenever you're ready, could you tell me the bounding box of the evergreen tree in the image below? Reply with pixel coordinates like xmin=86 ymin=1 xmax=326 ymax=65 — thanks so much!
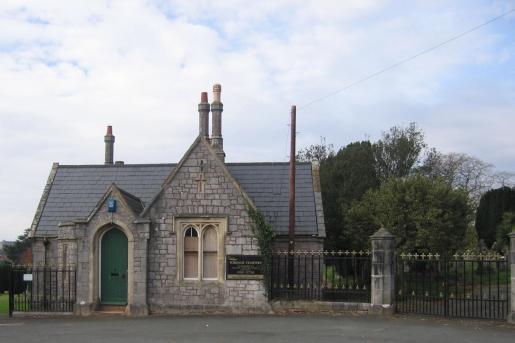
xmin=475 ymin=187 xmax=515 ymax=247
xmin=496 ymin=212 xmax=515 ymax=253
xmin=4 ymin=228 xmax=32 ymax=264
xmin=321 ymin=141 xmax=379 ymax=250
xmin=344 ymin=175 xmax=472 ymax=253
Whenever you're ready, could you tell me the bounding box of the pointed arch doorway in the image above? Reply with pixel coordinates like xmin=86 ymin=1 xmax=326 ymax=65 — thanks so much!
xmin=100 ymin=228 xmax=128 ymax=305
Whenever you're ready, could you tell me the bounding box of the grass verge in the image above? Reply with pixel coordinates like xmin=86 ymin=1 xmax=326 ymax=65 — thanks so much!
xmin=0 ymin=292 xmax=8 ymax=314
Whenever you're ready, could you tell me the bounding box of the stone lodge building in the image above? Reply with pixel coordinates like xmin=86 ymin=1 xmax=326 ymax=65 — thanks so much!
xmin=29 ymin=84 xmax=326 ymax=315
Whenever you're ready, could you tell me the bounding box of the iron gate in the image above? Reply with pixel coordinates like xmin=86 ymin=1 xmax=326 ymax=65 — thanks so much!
xmin=396 ymin=253 xmax=510 ymax=320
xmin=8 ymin=265 xmax=76 ymax=316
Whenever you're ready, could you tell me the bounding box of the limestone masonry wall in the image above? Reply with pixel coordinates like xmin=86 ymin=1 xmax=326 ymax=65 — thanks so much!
xmin=147 ymin=141 xmax=269 ymax=313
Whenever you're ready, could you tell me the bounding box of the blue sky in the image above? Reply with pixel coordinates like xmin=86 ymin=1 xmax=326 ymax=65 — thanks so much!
xmin=0 ymin=0 xmax=514 ymax=240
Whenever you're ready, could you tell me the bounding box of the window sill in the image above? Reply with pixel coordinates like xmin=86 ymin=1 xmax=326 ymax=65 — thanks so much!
xmin=180 ymin=278 xmax=222 ymax=285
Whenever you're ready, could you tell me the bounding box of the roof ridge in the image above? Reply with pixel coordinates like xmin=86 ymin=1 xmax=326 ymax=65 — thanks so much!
xmin=56 ymin=162 xmax=313 ymax=168
xmin=58 ymin=163 xmax=177 ymax=168
xmin=226 ymin=162 xmax=312 ymax=166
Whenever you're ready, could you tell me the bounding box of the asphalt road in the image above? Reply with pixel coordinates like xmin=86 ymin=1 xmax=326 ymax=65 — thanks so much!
xmin=0 ymin=314 xmax=514 ymax=342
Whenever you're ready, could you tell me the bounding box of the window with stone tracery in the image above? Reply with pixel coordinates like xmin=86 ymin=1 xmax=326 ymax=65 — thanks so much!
xmin=180 ymin=221 xmax=224 ymax=281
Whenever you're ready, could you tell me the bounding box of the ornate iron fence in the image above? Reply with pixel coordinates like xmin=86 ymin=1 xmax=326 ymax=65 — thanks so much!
xmin=9 ymin=265 xmax=76 ymax=316
xmin=270 ymin=251 xmax=371 ymax=302
xmin=396 ymin=252 xmax=510 ymax=320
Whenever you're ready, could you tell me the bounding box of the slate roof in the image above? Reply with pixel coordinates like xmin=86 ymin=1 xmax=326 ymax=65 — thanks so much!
xmin=33 ymin=162 xmax=321 ymax=237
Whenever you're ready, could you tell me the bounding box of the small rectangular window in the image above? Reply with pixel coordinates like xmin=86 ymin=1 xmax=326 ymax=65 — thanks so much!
xmin=202 ymin=226 xmax=218 ymax=279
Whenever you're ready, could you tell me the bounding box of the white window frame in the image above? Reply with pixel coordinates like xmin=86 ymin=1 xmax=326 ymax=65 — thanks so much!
xmin=176 ymin=218 xmax=226 ymax=282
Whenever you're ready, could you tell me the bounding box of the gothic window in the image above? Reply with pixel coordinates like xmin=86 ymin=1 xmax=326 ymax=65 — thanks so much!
xmin=184 ymin=227 xmax=199 ymax=279
xmin=202 ymin=226 xmax=218 ymax=279
xmin=179 ymin=220 xmax=225 ymax=281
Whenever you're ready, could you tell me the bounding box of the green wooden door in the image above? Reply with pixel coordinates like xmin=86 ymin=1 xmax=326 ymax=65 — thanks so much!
xmin=101 ymin=228 xmax=128 ymax=305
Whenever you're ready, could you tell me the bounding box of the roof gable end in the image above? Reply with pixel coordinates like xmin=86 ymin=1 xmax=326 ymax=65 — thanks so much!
xmin=86 ymin=183 xmax=143 ymax=222
xmin=30 ymin=162 xmax=59 ymax=238
xmin=141 ymin=136 xmax=256 ymax=216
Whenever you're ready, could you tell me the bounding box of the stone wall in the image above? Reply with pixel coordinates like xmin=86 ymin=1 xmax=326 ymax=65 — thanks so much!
xmin=32 ymin=238 xmax=58 ymax=266
xmin=73 ymin=187 xmax=149 ymax=316
xmin=147 ymin=140 xmax=269 ymax=313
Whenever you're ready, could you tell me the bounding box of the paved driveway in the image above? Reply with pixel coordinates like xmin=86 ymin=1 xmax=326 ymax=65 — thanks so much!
xmin=0 ymin=314 xmax=514 ymax=342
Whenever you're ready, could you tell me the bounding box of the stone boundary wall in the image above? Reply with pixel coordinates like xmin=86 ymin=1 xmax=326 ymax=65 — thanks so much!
xmin=270 ymin=301 xmax=370 ymax=315
xmin=147 ymin=301 xmax=370 ymax=316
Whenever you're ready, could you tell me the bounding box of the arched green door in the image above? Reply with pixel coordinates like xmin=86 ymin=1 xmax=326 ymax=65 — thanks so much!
xmin=101 ymin=228 xmax=128 ymax=305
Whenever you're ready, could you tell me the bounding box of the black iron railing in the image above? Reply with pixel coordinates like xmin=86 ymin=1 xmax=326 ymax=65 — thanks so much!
xmin=270 ymin=251 xmax=371 ymax=302
xmin=396 ymin=252 xmax=510 ymax=320
xmin=9 ymin=265 xmax=76 ymax=316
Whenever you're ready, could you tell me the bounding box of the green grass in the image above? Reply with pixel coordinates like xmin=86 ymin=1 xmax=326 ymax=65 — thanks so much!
xmin=0 ymin=292 xmax=8 ymax=315
xmin=324 ymin=265 xmax=369 ymax=288
xmin=397 ymin=266 xmax=511 ymax=298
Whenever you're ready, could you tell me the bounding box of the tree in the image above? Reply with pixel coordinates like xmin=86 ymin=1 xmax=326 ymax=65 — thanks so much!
xmin=343 ymin=175 xmax=472 ymax=254
xmin=495 ymin=212 xmax=515 ymax=253
xmin=320 ymin=141 xmax=380 ymax=250
xmin=492 ymin=171 xmax=515 ymax=188
xmin=420 ymin=150 xmax=493 ymax=206
xmin=373 ymin=123 xmax=426 ymax=182
xmin=297 ymin=136 xmax=334 ymax=163
xmin=475 ymin=187 xmax=515 ymax=247
xmin=4 ymin=228 xmax=32 ymax=264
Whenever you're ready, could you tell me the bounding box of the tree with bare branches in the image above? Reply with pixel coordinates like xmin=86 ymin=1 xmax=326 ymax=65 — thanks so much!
xmin=420 ymin=149 xmax=494 ymax=206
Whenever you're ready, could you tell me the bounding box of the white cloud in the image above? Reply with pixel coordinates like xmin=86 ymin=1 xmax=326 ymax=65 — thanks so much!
xmin=0 ymin=0 xmax=514 ymax=239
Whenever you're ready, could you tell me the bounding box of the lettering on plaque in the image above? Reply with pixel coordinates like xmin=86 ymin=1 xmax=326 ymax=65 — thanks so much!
xmin=226 ymin=255 xmax=263 ymax=280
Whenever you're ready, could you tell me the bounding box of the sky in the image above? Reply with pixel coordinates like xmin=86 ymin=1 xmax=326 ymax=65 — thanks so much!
xmin=0 ymin=0 xmax=514 ymax=240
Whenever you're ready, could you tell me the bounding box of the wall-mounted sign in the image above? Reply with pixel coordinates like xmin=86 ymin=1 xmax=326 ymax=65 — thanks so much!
xmin=107 ymin=198 xmax=117 ymax=213
xmin=226 ymin=255 xmax=263 ymax=280
xmin=23 ymin=274 xmax=33 ymax=282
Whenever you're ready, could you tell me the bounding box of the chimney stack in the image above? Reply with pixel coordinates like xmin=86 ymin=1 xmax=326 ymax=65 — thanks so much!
xmin=210 ymin=84 xmax=225 ymax=161
xmin=104 ymin=125 xmax=115 ymax=165
xmin=198 ymin=92 xmax=210 ymax=139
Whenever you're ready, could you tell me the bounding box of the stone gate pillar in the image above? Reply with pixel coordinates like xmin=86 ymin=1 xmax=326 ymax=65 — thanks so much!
xmin=370 ymin=228 xmax=396 ymax=315
xmin=508 ymin=231 xmax=515 ymax=323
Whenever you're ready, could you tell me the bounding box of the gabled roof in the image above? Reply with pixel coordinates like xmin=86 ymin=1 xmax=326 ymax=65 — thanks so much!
xmin=84 ymin=183 xmax=144 ymax=222
xmin=141 ymin=136 xmax=257 ymax=216
xmin=31 ymin=160 xmax=322 ymax=238
xmin=31 ymin=163 xmax=174 ymax=237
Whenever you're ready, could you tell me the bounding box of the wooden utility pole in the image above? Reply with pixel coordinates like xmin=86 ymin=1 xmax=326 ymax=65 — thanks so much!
xmin=288 ymin=105 xmax=296 ymax=286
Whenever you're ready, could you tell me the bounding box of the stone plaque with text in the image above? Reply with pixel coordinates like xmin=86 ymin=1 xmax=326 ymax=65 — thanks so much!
xmin=226 ymin=255 xmax=263 ymax=280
